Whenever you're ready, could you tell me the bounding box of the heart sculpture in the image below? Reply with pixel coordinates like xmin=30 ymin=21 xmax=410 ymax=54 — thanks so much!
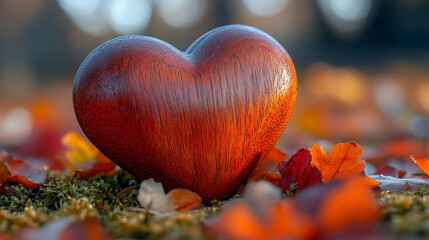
xmin=73 ymin=25 xmax=297 ymax=202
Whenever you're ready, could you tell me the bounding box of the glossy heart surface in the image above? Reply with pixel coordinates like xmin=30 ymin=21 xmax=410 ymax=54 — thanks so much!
xmin=73 ymin=25 xmax=297 ymax=202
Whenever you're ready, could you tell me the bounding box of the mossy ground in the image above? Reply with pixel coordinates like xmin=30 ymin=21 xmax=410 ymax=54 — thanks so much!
xmin=0 ymin=171 xmax=428 ymax=239
xmin=0 ymin=171 xmax=221 ymax=239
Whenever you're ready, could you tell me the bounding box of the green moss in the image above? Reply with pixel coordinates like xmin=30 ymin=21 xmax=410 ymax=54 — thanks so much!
xmin=0 ymin=171 xmax=219 ymax=239
xmin=1 ymin=171 xmax=429 ymax=239
xmin=378 ymin=187 xmax=429 ymax=236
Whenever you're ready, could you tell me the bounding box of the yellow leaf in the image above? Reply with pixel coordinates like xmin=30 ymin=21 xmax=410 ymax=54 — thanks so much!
xmin=62 ymin=132 xmax=97 ymax=164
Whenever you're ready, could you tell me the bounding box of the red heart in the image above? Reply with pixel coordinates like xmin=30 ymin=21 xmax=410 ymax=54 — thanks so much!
xmin=73 ymin=25 xmax=297 ymax=202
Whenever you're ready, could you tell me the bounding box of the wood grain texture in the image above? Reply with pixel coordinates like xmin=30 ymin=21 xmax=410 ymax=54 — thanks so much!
xmin=73 ymin=25 xmax=297 ymax=202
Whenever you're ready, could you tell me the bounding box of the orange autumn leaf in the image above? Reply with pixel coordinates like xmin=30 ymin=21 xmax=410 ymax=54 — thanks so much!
xmin=318 ymin=177 xmax=381 ymax=232
xmin=310 ymin=142 xmax=365 ymax=183
xmin=207 ymin=201 xmax=316 ymax=240
xmin=357 ymin=175 xmax=381 ymax=189
xmin=7 ymin=176 xmax=45 ymax=189
xmin=207 ymin=181 xmax=316 ymax=240
xmin=137 ymin=178 xmax=202 ymax=214
xmin=410 ymin=155 xmax=429 ymax=176
xmin=247 ymin=146 xmax=288 ymax=185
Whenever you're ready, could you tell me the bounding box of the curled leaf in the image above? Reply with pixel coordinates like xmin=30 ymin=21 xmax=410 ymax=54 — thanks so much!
xmin=62 ymin=132 xmax=97 ymax=164
xmin=356 ymin=175 xmax=381 ymax=189
xmin=409 ymin=155 xmax=429 ymax=176
xmin=369 ymin=174 xmax=429 ymax=191
xmin=59 ymin=132 xmax=116 ymax=179
xmin=247 ymin=146 xmax=287 ymax=185
xmin=7 ymin=176 xmax=45 ymax=189
xmin=73 ymin=154 xmax=116 ymax=180
xmin=310 ymin=142 xmax=365 ymax=183
xmin=0 ymin=150 xmax=46 ymax=189
xmin=137 ymin=178 xmax=202 ymax=214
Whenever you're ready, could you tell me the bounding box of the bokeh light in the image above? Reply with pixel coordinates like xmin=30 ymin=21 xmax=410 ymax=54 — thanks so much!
xmin=328 ymin=0 xmax=372 ymax=22
xmin=58 ymin=0 xmax=108 ymax=36
xmin=58 ymin=0 xmax=153 ymax=36
xmin=156 ymin=0 xmax=208 ymax=29
xmin=0 ymin=108 xmax=33 ymax=145
xmin=242 ymin=0 xmax=290 ymax=17
xmin=373 ymin=77 xmax=405 ymax=116
xmin=317 ymin=0 xmax=372 ymax=35
xmin=106 ymin=0 xmax=153 ymax=35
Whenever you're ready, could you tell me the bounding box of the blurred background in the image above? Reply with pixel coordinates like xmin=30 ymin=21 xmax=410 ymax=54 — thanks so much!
xmin=0 ymin=0 xmax=429 ymax=166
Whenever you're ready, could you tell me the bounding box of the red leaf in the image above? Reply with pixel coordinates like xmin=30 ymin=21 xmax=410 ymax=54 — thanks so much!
xmin=7 ymin=176 xmax=45 ymax=189
xmin=278 ymin=149 xmax=322 ymax=192
xmin=0 ymin=161 xmax=11 ymax=185
xmin=0 ymin=151 xmax=47 ymax=189
xmin=375 ymin=164 xmax=406 ymax=178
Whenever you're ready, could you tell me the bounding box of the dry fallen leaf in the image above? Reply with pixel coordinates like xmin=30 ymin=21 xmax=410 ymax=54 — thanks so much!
xmin=409 ymin=155 xmax=429 ymax=176
xmin=375 ymin=164 xmax=406 ymax=178
xmin=370 ymin=174 xmax=429 ymax=191
xmin=137 ymin=178 xmax=202 ymax=214
xmin=0 ymin=150 xmax=46 ymax=189
xmin=206 ymin=181 xmax=316 ymax=240
xmin=278 ymin=149 xmax=322 ymax=192
xmin=317 ymin=177 xmax=381 ymax=233
xmin=73 ymin=153 xmax=116 ymax=180
xmin=59 ymin=132 xmax=116 ymax=179
xmin=247 ymin=146 xmax=288 ymax=185
xmin=293 ymin=176 xmax=381 ymax=238
xmin=7 ymin=176 xmax=45 ymax=189
xmin=61 ymin=132 xmax=97 ymax=164
xmin=356 ymin=175 xmax=381 ymax=189
xmin=310 ymin=142 xmax=366 ymax=183
xmin=207 ymin=200 xmax=316 ymax=240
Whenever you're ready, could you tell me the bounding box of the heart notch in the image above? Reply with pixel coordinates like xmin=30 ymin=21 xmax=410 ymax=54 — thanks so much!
xmin=73 ymin=25 xmax=297 ymax=202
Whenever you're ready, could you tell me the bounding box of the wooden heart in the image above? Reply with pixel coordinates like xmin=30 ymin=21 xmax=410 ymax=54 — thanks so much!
xmin=73 ymin=25 xmax=297 ymax=202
